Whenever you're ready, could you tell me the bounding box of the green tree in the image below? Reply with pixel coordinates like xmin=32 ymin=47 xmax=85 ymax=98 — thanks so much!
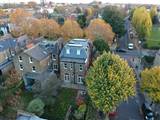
xmin=77 ymin=14 xmax=86 ymax=28
xmin=150 ymin=6 xmax=158 ymax=23
xmin=141 ymin=66 xmax=160 ymax=103
xmin=86 ymin=52 xmax=136 ymax=114
xmin=132 ymin=7 xmax=152 ymax=39
xmin=27 ymin=98 xmax=45 ymax=116
xmin=93 ymin=36 xmax=110 ymax=54
xmin=102 ymin=6 xmax=126 ymax=38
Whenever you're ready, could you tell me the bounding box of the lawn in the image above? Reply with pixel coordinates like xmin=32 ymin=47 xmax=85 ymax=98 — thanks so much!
xmin=146 ymin=26 xmax=160 ymax=49
xmin=42 ymin=88 xmax=77 ymax=120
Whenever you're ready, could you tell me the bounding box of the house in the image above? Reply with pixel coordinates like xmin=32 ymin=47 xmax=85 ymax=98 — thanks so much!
xmin=60 ymin=39 xmax=92 ymax=90
xmin=153 ymin=50 xmax=160 ymax=66
xmin=16 ymin=110 xmax=47 ymax=120
xmin=13 ymin=38 xmax=63 ymax=90
xmin=0 ymin=37 xmax=17 ymax=75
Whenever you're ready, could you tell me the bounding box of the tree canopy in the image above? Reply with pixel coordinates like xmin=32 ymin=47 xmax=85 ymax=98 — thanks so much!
xmin=27 ymin=98 xmax=45 ymax=116
xmin=77 ymin=14 xmax=87 ymax=28
xmin=132 ymin=7 xmax=152 ymax=39
xmin=86 ymin=52 xmax=136 ymax=113
xmin=141 ymin=66 xmax=160 ymax=103
xmin=85 ymin=18 xmax=115 ymax=45
xmin=102 ymin=6 xmax=126 ymax=37
xmin=61 ymin=19 xmax=83 ymax=40
xmin=93 ymin=36 xmax=110 ymax=54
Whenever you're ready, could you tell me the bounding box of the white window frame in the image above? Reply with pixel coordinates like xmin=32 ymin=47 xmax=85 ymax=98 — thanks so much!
xmin=19 ymin=56 xmax=22 ymax=62
xmin=19 ymin=64 xmax=23 ymax=70
xmin=70 ymin=63 xmax=73 ymax=70
xmin=66 ymin=48 xmax=70 ymax=54
xmin=79 ymin=64 xmax=83 ymax=71
xmin=77 ymin=49 xmax=80 ymax=55
xmin=77 ymin=75 xmax=83 ymax=84
xmin=54 ymin=64 xmax=58 ymax=70
xmin=64 ymin=63 xmax=67 ymax=69
xmin=64 ymin=73 xmax=70 ymax=82
xmin=29 ymin=57 xmax=33 ymax=63
xmin=32 ymin=66 xmax=36 ymax=72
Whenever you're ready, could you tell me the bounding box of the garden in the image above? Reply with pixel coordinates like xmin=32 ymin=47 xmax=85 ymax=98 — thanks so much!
xmin=145 ymin=26 xmax=160 ymax=49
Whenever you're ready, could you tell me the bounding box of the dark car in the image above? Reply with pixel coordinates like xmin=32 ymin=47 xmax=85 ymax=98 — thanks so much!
xmin=115 ymin=48 xmax=127 ymax=53
xmin=141 ymin=103 xmax=154 ymax=120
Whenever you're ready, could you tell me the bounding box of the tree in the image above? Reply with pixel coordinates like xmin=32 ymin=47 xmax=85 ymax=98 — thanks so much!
xmin=150 ymin=6 xmax=158 ymax=23
xmin=93 ymin=36 xmax=110 ymax=54
xmin=141 ymin=66 xmax=160 ymax=103
xmin=10 ymin=8 xmax=31 ymax=37
xmin=39 ymin=19 xmax=60 ymax=40
xmin=86 ymin=52 xmax=136 ymax=114
xmin=77 ymin=14 xmax=87 ymax=28
xmin=85 ymin=19 xmax=115 ymax=45
xmin=0 ymin=9 xmax=5 ymax=17
xmin=132 ymin=7 xmax=152 ymax=39
xmin=61 ymin=19 xmax=83 ymax=40
xmin=27 ymin=1 xmax=37 ymax=8
xmin=27 ymin=98 xmax=45 ymax=116
xmin=102 ymin=6 xmax=126 ymax=37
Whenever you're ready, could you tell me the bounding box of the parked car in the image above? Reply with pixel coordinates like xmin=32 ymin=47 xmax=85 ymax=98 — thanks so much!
xmin=115 ymin=48 xmax=127 ymax=53
xmin=141 ymin=103 xmax=154 ymax=120
xmin=128 ymin=43 xmax=134 ymax=50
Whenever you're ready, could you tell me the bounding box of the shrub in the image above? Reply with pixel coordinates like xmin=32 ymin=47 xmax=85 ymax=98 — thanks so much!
xmin=27 ymin=98 xmax=45 ymax=116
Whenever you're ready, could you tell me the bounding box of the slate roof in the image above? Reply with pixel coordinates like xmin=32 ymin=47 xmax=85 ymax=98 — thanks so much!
xmin=60 ymin=39 xmax=90 ymax=63
xmin=0 ymin=38 xmax=17 ymax=52
xmin=24 ymin=40 xmax=60 ymax=61
xmin=24 ymin=44 xmax=49 ymax=61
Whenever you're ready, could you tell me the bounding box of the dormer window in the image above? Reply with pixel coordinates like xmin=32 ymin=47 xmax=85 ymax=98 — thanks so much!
xmin=32 ymin=66 xmax=36 ymax=72
xmin=66 ymin=48 xmax=70 ymax=54
xmin=29 ymin=57 xmax=33 ymax=63
xmin=77 ymin=49 xmax=80 ymax=55
xmin=19 ymin=56 xmax=22 ymax=62
xmin=52 ymin=55 xmax=56 ymax=60
xmin=19 ymin=64 xmax=23 ymax=70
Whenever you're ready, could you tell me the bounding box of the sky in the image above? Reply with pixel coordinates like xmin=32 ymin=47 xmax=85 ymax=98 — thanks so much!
xmin=0 ymin=0 xmax=160 ymax=5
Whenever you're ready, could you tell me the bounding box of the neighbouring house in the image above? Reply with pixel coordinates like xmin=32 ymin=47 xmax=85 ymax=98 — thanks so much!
xmin=60 ymin=39 xmax=92 ymax=91
xmin=0 ymin=23 xmax=10 ymax=36
xmin=13 ymin=38 xmax=63 ymax=90
xmin=153 ymin=50 xmax=160 ymax=66
xmin=0 ymin=37 xmax=17 ymax=75
xmin=16 ymin=110 xmax=47 ymax=120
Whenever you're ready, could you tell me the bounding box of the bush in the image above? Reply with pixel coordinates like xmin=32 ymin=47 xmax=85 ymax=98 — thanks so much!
xmin=27 ymin=98 xmax=45 ymax=116
xmin=143 ymin=56 xmax=155 ymax=63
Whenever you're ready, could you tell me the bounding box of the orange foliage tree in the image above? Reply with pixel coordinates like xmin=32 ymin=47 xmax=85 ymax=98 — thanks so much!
xmin=61 ymin=19 xmax=83 ymax=40
xmin=9 ymin=8 xmax=32 ymax=37
xmin=39 ymin=19 xmax=60 ymax=40
xmin=85 ymin=19 xmax=115 ymax=45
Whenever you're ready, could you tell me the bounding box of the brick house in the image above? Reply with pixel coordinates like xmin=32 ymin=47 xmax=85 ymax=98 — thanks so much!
xmin=60 ymin=39 xmax=92 ymax=90
xmin=0 ymin=37 xmax=17 ymax=75
xmin=13 ymin=39 xmax=63 ymax=90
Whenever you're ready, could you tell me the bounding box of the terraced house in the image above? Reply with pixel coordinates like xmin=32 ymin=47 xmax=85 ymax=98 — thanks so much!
xmin=14 ymin=39 xmax=63 ymax=90
xmin=60 ymin=39 xmax=92 ymax=90
xmin=0 ymin=37 xmax=17 ymax=75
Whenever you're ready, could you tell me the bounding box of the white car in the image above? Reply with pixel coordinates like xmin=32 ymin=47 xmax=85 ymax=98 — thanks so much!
xmin=128 ymin=43 xmax=134 ymax=50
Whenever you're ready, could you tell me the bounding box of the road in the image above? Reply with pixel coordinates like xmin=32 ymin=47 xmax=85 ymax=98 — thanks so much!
xmin=114 ymin=17 xmax=145 ymax=120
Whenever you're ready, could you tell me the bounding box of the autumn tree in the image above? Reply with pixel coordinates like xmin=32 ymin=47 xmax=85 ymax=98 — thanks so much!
xmin=0 ymin=9 xmax=5 ymax=17
xmin=39 ymin=19 xmax=60 ymax=40
xmin=10 ymin=8 xmax=31 ymax=37
xmin=141 ymin=66 xmax=160 ymax=103
xmin=85 ymin=19 xmax=115 ymax=45
xmin=61 ymin=19 xmax=83 ymax=40
xmin=27 ymin=1 xmax=37 ymax=8
xmin=102 ymin=6 xmax=126 ymax=37
xmin=86 ymin=52 xmax=136 ymax=115
xmin=150 ymin=6 xmax=158 ymax=23
xmin=27 ymin=18 xmax=41 ymax=38
xmin=132 ymin=7 xmax=152 ymax=39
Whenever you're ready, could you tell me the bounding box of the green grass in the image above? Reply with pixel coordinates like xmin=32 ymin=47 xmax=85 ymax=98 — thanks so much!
xmin=146 ymin=26 xmax=160 ymax=49
xmin=42 ymin=88 xmax=77 ymax=120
